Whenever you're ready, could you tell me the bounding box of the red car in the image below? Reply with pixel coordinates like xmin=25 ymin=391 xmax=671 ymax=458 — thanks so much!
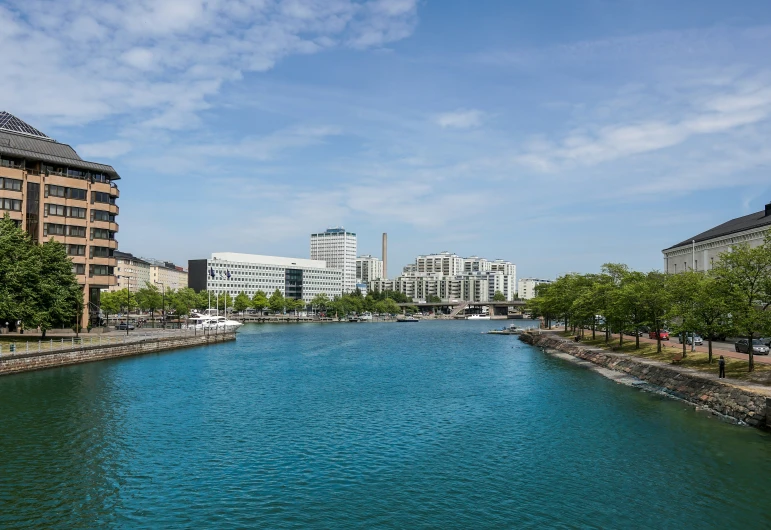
xmin=649 ymin=330 xmax=669 ymax=340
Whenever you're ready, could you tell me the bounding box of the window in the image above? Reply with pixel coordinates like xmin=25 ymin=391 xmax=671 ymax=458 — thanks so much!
xmin=45 ymin=185 xmax=87 ymax=200
xmin=91 ymin=209 xmax=115 ymax=223
xmin=66 ymin=244 xmax=86 ymax=256
xmin=91 ymin=191 xmax=115 ymax=205
xmin=90 ymin=246 xmax=113 ymax=258
xmin=67 ymin=225 xmax=86 ymax=238
xmin=89 ymin=265 xmax=114 ymax=276
xmin=44 ymin=223 xmax=65 ymax=236
xmin=1 ymin=198 xmax=22 ymax=211
xmin=45 ymin=204 xmax=86 ymax=218
xmin=90 ymin=228 xmax=115 ymax=240
xmin=0 ymin=177 xmax=22 ymax=191
xmin=72 ymin=264 xmax=86 ymax=275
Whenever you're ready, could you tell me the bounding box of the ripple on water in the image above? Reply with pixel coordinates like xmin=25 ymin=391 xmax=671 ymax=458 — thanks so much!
xmin=1 ymin=321 xmax=771 ymax=529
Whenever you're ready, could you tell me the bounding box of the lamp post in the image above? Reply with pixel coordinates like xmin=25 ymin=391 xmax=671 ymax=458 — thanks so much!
xmin=155 ymin=281 xmax=166 ymax=330
xmin=126 ymin=280 xmax=131 ymax=336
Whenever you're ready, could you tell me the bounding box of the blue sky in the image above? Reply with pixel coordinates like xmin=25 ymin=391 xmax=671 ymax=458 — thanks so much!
xmin=2 ymin=0 xmax=771 ymax=279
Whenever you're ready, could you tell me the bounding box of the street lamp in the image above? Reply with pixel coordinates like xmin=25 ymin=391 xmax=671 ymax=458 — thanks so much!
xmin=154 ymin=281 xmax=166 ymax=330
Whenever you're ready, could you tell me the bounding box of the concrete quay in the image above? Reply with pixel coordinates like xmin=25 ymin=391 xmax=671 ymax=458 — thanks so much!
xmin=0 ymin=329 xmax=236 ymax=377
xmin=521 ymin=331 xmax=771 ymax=430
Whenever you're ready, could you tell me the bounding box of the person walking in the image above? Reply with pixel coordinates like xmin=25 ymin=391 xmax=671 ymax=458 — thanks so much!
xmin=718 ymin=355 xmax=726 ymax=379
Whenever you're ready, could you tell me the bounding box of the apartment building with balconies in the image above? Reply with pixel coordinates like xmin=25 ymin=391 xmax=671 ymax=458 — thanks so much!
xmin=0 ymin=112 xmax=120 ymax=326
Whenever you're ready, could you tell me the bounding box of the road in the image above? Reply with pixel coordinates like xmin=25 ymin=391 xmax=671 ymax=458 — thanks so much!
xmin=620 ymin=332 xmax=771 ymax=364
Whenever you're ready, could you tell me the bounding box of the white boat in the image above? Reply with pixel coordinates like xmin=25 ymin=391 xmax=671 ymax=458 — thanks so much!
xmin=466 ymin=314 xmax=491 ymax=320
xmin=359 ymin=312 xmax=373 ymax=321
xmin=396 ymin=316 xmax=420 ymax=323
xmin=186 ymin=312 xmax=243 ymax=330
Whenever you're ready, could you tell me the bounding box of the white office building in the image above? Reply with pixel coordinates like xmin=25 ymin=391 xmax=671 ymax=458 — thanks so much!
xmin=517 ymin=278 xmax=552 ymax=300
xmin=188 ymin=252 xmax=343 ymax=303
xmin=356 ymin=255 xmax=383 ymax=283
xmin=369 ymin=252 xmax=517 ymax=303
xmin=310 ymin=227 xmax=357 ymax=293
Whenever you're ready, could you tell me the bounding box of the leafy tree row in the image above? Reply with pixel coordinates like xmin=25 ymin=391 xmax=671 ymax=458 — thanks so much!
xmin=527 ymin=235 xmax=771 ymax=372
xmin=0 ymin=215 xmax=82 ymax=337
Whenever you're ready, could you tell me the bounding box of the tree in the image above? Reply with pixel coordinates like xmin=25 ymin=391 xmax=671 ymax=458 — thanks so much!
xmin=32 ymin=239 xmax=82 ymax=336
xmin=311 ymin=293 xmax=330 ymax=314
xmin=170 ymin=287 xmax=198 ymax=319
xmin=492 ymin=291 xmax=506 ymax=302
xmin=668 ymin=271 xmax=700 ymax=359
xmin=135 ymin=282 xmax=162 ymax=326
xmin=691 ymin=272 xmax=730 ymax=364
xmin=0 ymin=216 xmax=82 ymax=337
xmin=269 ymin=289 xmax=285 ymax=313
xmin=713 ymin=236 xmax=771 ymax=372
xmin=252 ymin=290 xmax=269 ymax=315
xmin=639 ymin=271 xmax=672 ymax=354
xmin=100 ymin=290 xmax=121 ymax=328
xmin=427 ymin=294 xmax=442 ymax=303
xmin=233 ymin=292 xmax=251 ymax=314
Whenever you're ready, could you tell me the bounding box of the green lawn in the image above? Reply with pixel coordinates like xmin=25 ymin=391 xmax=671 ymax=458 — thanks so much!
xmin=556 ymin=332 xmax=771 ymax=385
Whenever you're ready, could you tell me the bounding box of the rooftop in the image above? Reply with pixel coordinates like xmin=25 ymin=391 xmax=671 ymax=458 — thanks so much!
xmin=664 ymin=203 xmax=771 ymax=251
xmin=0 ymin=111 xmax=120 ymax=179
xmin=211 ymin=252 xmax=331 ymax=269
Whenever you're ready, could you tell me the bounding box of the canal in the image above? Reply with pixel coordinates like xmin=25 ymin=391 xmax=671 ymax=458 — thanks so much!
xmin=1 ymin=320 xmax=770 ymax=528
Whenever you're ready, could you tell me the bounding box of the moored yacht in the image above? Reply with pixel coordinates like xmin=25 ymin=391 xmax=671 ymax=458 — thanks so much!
xmin=187 ymin=312 xmax=243 ymax=330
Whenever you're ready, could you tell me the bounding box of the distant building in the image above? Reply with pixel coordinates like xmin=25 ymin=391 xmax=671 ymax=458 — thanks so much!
xmin=310 ymin=227 xmax=357 ymax=293
xmin=663 ymin=202 xmax=771 ymax=273
xmin=0 ymin=111 xmax=120 ymax=326
xmin=517 ymin=278 xmax=552 ymax=300
xmin=112 ymin=251 xmax=150 ymax=292
xmin=369 ymin=252 xmax=516 ymax=302
xmin=355 ymin=254 xmax=383 ymax=283
xmin=144 ymin=259 xmax=188 ymax=291
xmin=188 ymin=252 xmax=343 ymax=303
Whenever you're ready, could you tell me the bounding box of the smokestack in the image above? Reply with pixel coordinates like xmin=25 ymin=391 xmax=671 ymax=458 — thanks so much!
xmin=382 ymin=233 xmax=388 ymax=279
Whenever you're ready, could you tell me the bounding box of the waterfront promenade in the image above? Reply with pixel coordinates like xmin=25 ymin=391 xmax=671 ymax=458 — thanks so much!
xmin=0 ymin=328 xmax=236 ymax=376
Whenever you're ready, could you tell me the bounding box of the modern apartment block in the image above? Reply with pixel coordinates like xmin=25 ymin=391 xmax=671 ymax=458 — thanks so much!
xmin=355 ymin=254 xmax=383 ymax=283
xmin=517 ymin=278 xmax=552 ymax=300
xmin=369 ymin=252 xmax=517 ymax=303
xmin=310 ymin=227 xmax=357 ymax=293
xmin=188 ymin=252 xmax=343 ymax=303
xmin=113 ymin=251 xmax=150 ymax=291
xmin=0 ymin=112 xmax=120 ymax=325
xmin=662 ymin=202 xmax=771 ymax=273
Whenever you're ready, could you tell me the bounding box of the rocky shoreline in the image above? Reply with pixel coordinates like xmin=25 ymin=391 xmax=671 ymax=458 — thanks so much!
xmin=520 ymin=331 xmax=771 ymax=430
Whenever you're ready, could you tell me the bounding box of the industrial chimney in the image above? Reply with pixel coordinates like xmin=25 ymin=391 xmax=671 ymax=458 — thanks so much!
xmin=382 ymin=233 xmax=388 ymax=279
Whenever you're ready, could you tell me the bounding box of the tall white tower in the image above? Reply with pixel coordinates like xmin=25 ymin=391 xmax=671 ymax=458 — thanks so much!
xmin=310 ymin=227 xmax=358 ymax=293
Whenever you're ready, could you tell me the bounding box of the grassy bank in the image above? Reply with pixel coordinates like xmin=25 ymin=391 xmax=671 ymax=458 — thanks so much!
xmin=558 ymin=332 xmax=771 ymax=385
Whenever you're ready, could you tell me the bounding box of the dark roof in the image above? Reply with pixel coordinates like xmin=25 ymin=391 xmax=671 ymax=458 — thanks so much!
xmin=114 ymin=251 xmax=149 ymax=265
xmin=0 ymin=112 xmax=120 ymax=179
xmin=664 ymin=206 xmax=771 ymax=251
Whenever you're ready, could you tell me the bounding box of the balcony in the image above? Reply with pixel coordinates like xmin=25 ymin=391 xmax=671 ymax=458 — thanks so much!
xmin=109 ymin=183 xmax=120 ymax=198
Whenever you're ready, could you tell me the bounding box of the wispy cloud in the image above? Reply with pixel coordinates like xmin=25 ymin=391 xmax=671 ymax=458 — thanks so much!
xmin=76 ymin=140 xmax=133 ymax=158
xmin=435 ymin=109 xmax=485 ymax=129
xmin=0 ymin=0 xmax=419 ymax=130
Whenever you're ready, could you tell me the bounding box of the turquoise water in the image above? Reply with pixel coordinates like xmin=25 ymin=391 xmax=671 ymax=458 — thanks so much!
xmin=1 ymin=320 xmax=770 ymax=528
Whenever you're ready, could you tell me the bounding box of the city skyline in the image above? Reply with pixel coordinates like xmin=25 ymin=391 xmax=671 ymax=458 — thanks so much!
xmin=2 ymin=1 xmax=771 ymax=278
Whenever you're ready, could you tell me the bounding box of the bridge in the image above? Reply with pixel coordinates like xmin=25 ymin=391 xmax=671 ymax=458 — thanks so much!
xmin=396 ymin=300 xmax=527 ymax=317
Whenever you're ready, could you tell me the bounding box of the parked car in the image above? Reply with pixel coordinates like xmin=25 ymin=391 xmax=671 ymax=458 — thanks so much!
xmin=649 ymin=330 xmax=669 ymax=340
xmin=624 ymin=330 xmax=643 ymax=337
xmin=757 ymin=337 xmax=771 ymax=347
xmin=678 ymin=334 xmax=703 ymax=346
xmin=735 ymin=339 xmax=770 ymax=355
xmin=115 ymin=322 xmax=135 ymax=331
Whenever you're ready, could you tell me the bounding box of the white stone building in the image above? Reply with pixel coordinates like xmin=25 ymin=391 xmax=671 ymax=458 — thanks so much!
xmin=663 ymin=203 xmax=771 ymax=273
xmin=112 ymin=251 xmax=150 ymax=292
xmin=188 ymin=252 xmax=343 ymax=303
xmin=310 ymin=227 xmax=357 ymax=293
xmin=517 ymin=278 xmax=552 ymax=300
xmin=150 ymin=263 xmax=188 ymax=291
xmin=355 ymin=255 xmax=383 ymax=283
xmin=369 ymin=252 xmax=517 ymax=302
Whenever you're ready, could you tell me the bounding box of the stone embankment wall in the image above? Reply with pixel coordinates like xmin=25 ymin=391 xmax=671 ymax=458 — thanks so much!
xmin=0 ymin=332 xmax=236 ymax=377
xmin=520 ymin=332 xmax=771 ymax=429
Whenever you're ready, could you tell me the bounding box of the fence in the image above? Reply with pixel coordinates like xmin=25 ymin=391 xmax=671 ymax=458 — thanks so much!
xmin=0 ymin=326 xmax=239 ymax=357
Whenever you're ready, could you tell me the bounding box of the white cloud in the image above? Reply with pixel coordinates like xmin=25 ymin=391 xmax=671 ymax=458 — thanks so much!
xmin=76 ymin=140 xmax=133 ymax=158
xmin=0 ymin=0 xmax=419 ymax=130
xmin=435 ymin=109 xmax=485 ymax=129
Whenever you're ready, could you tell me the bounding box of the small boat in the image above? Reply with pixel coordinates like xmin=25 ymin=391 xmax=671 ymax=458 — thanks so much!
xmin=396 ymin=316 xmax=420 ymax=323
xmin=466 ymin=314 xmax=490 ymax=320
